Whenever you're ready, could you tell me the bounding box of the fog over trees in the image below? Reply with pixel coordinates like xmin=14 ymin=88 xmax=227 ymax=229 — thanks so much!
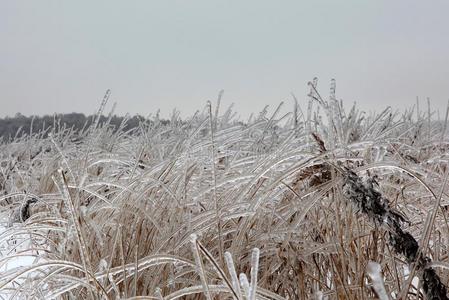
xmin=0 ymin=113 xmax=168 ymax=141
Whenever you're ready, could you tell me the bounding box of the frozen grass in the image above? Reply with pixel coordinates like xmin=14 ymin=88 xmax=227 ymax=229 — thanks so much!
xmin=1 ymin=80 xmax=449 ymax=299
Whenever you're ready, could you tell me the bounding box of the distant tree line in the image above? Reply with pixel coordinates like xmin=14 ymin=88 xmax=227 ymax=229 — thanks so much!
xmin=0 ymin=113 xmax=168 ymax=141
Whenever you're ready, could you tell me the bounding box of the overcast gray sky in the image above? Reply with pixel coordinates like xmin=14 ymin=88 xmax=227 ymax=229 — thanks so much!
xmin=1 ymin=1 xmax=448 ymax=118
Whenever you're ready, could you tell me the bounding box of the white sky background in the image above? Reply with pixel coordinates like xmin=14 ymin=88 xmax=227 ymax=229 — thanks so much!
xmin=1 ymin=1 xmax=448 ymax=119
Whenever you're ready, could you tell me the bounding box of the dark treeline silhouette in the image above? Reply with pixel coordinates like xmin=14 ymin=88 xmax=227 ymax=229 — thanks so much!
xmin=0 ymin=113 xmax=169 ymax=141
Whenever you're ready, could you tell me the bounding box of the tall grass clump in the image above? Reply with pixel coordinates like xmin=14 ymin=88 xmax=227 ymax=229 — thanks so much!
xmin=1 ymin=80 xmax=449 ymax=299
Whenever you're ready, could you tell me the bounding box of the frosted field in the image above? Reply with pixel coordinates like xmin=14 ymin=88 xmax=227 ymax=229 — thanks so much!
xmin=1 ymin=82 xmax=449 ymax=299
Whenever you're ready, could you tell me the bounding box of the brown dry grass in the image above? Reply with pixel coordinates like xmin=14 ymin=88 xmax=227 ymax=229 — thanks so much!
xmin=1 ymin=83 xmax=449 ymax=299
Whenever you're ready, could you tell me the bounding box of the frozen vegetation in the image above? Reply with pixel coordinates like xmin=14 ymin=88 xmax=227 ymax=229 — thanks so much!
xmin=1 ymin=79 xmax=449 ymax=299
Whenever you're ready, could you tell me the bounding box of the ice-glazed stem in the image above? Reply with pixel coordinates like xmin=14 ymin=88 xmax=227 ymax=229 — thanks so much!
xmin=366 ymin=261 xmax=389 ymax=300
xmin=249 ymin=248 xmax=260 ymax=300
xmin=225 ymin=252 xmax=244 ymax=300
xmin=190 ymin=234 xmax=212 ymax=300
